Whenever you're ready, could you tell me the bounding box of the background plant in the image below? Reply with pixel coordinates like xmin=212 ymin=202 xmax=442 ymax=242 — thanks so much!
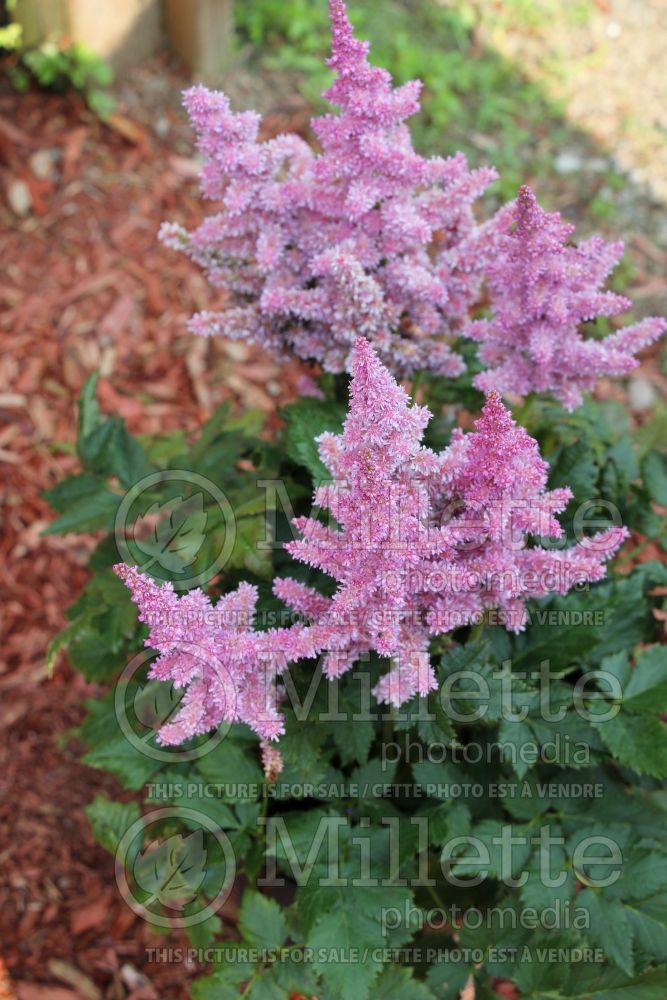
xmin=0 ymin=3 xmax=115 ymax=119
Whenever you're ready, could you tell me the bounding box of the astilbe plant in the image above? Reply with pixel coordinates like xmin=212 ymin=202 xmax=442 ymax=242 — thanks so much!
xmin=467 ymin=185 xmax=666 ymax=409
xmin=160 ymin=0 xmax=497 ymax=377
xmin=45 ymin=3 xmax=667 ymax=994
xmin=117 ymin=339 xmax=627 ymax=740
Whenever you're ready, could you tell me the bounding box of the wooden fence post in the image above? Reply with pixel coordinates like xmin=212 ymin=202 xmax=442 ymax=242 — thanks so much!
xmin=164 ymin=0 xmax=235 ymax=80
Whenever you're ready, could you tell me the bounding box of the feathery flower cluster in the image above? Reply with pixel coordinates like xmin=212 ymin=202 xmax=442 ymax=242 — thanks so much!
xmin=275 ymin=338 xmax=627 ymax=705
xmin=113 ymin=564 xmax=312 ymax=746
xmin=467 ymin=186 xmax=666 ymax=410
xmin=160 ymin=0 xmax=496 ymax=377
xmin=117 ymin=340 xmax=627 ymax=742
xmin=117 ymin=341 xmax=627 ymax=739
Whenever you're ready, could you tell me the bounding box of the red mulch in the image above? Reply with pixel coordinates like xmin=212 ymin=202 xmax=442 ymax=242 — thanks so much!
xmin=0 ymin=60 xmax=307 ymax=999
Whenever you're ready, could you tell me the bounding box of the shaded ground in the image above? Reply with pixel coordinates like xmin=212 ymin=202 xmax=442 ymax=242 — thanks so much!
xmin=0 ymin=15 xmax=665 ymax=999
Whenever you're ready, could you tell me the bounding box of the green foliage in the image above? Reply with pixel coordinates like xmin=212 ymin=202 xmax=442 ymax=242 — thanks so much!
xmin=46 ymin=361 xmax=667 ymax=998
xmin=2 ymin=32 xmax=115 ymax=117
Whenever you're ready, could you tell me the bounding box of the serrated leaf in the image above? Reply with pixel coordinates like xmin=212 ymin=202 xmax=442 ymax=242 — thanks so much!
xmin=245 ymin=975 xmax=287 ymax=1000
xmin=305 ymin=896 xmax=383 ymax=999
xmin=238 ymin=890 xmax=288 ymax=949
xmin=579 ymin=890 xmax=634 ymax=975
xmin=282 ymin=397 xmax=346 ymax=482
xmin=450 ymin=820 xmax=532 ymax=879
xmin=642 ymin=452 xmax=667 ymax=506
xmin=144 ymin=773 xmax=239 ymax=831
xmin=78 ymin=372 xmax=101 ymax=442
xmin=44 ymin=472 xmax=106 ymax=513
xmin=196 ymin=739 xmax=264 ymax=797
xmin=549 ymin=439 xmax=598 ymax=502
xmin=85 ymin=794 xmax=140 ymax=855
xmin=83 ymin=733 xmax=161 ymax=789
xmin=43 ymin=486 xmax=120 ymax=535
xmin=622 ymin=645 xmax=667 ymax=715
xmin=190 ymin=962 xmax=249 ymax=1000
xmin=68 ymin=625 xmax=127 ymax=681
xmin=45 ymin=612 xmax=93 ymax=676
xmin=520 ymin=840 xmax=575 ymax=914
xmin=373 ymin=966 xmax=436 ymax=999
xmin=593 ymin=713 xmax=667 ymax=778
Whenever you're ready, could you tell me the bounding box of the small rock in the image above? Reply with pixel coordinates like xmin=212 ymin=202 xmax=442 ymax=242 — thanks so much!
xmin=588 ymin=157 xmax=611 ymax=173
xmin=7 ymin=178 xmax=32 ymax=217
xmin=29 ymin=147 xmax=60 ymax=180
xmin=554 ymin=150 xmax=583 ymax=175
xmin=120 ymin=964 xmax=152 ymax=992
xmin=154 ymin=116 xmax=170 ymax=139
xmin=628 ymin=377 xmax=657 ymax=411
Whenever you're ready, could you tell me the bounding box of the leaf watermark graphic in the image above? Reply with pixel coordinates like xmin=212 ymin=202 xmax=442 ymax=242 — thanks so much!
xmin=133 ymin=493 xmax=208 ymax=574
xmin=115 ymin=807 xmax=236 ymax=929
xmin=133 ymin=830 xmax=207 ymax=910
xmin=114 ymin=470 xmax=237 ymax=589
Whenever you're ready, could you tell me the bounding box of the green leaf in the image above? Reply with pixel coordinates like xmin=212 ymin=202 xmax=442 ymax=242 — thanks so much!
xmin=79 ymin=416 xmax=152 ymax=487
xmin=642 ymin=452 xmax=667 ymax=506
xmin=282 ymin=397 xmax=346 ymax=481
xmin=83 ymin=733 xmax=161 ymax=790
xmin=144 ymin=774 xmax=240 ymax=831
xmin=185 ymin=912 xmax=222 ymax=949
xmin=594 ymin=713 xmax=667 ymax=778
xmin=68 ymin=626 xmax=127 ymax=681
xmin=238 ymin=890 xmax=288 ymax=949
xmin=196 ymin=736 xmax=264 ymax=801
xmin=374 ymin=965 xmax=436 ymax=999
xmin=190 ymin=962 xmax=249 ymax=1000
xmin=520 ymin=840 xmax=575 ymax=914
xmin=305 ymin=891 xmax=384 ymax=999
xmin=245 ymin=974 xmax=288 ymax=1000
xmin=45 ymin=613 xmax=92 ymax=676
xmin=85 ymin=794 xmax=140 ymax=855
xmin=44 ymin=472 xmax=107 ymax=513
xmin=516 ymin=960 xmax=667 ymax=998
xmin=425 ymin=959 xmax=472 ymax=1000
xmin=549 ymin=439 xmax=598 ymax=504
xmin=504 ymin=574 xmax=649 ymax=672
xmin=579 ymin=890 xmax=634 ymax=975
xmin=622 ymin=646 xmax=667 ymax=714
xmin=78 ymin=372 xmax=101 ymax=442
xmin=43 ymin=486 xmax=120 ymax=535
xmin=449 ymin=820 xmax=532 ymax=880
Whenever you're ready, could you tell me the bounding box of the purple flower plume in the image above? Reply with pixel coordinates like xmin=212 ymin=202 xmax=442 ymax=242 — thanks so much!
xmin=275 ymin=338 xmax=627 ymax=706
xmin=160 ymin=0 xmax=496 ymax=378
xmin=467 ymin=186 xmax=666 ymax=410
